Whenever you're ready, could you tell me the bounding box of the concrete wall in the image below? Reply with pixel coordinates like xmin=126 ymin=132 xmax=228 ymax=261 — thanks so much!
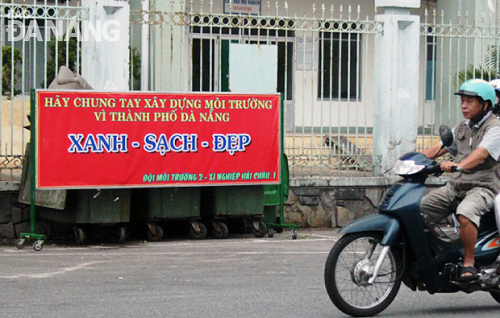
xmin=285 ymin=186 xmax=387 ymax=228
xmin=0 ymin=191 xmax=45 ymax=241
xmin=285 ymin=179 xmax=449 ymax=228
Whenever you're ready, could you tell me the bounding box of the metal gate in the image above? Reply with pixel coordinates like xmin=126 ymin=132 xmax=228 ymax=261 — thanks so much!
xmin=6 ymin=2 xmax=497 ymax=187
xmin=419 ymin=8 xmax=500 ymax=148
xmin=0 ymin=1 xmax=88 ymax=189
xmin=130 ymin=2 xmax=383 ymax=179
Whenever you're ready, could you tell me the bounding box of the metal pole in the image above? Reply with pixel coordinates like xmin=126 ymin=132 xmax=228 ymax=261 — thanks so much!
xmin=29 ymin=89 xmax=36 ymax=234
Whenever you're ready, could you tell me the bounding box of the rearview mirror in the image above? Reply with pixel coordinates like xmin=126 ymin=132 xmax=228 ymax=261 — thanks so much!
xmin=439 ymin=125 xmax=453 ymax=148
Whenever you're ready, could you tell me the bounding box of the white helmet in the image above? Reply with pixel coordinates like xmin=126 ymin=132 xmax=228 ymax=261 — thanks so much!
xmin=489 ymin=79 xmax=500 ymax=90
xmin=489 ymin=79 xmax=500 ymax=113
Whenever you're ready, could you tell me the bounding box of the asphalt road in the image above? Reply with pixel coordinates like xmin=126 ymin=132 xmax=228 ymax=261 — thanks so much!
xmin=1 ymin=229 xmax=500 ymax=318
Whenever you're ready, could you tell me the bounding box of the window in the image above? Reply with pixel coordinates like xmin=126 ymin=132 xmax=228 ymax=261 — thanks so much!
xmin=191 ymin=17 xmax=294 ymax=98
xmin=426 ymin=32 xmax=437 ymax=101
xmin=191 ymin=38 xmax=215 ymax=92
xmin=277 ymin=41 xmax=293 ymax=101
xmin=318 ymin=30 xmax=360 ymax=100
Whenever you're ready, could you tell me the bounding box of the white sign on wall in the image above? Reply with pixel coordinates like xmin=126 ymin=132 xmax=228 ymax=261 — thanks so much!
xmin=229 ymin=43 xmax=277 ymax=93
xmin=296 ymin=37 xmax=318 ymax=70
xmin=224 ymin=0 xmax=261 ymax=15
xmin=375 ymin=0 xmax=420 ymax=8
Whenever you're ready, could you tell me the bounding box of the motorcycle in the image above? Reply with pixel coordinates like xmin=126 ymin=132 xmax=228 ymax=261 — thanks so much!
xmin=324 ymin=125 xmax=500 ymax=317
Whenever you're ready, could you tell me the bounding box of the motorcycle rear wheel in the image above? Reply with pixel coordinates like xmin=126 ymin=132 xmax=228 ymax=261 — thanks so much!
xmin=324 ymin=232 xmax=402 ymax=317
xmin=490 ymin=291 xmax=500 ymax=304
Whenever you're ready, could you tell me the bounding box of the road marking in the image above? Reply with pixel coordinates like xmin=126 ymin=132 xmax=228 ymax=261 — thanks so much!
xmin=0 ymin=251 xmax=330 ymax=258
xmin=0 ymin=261 xmax=104 ymax=279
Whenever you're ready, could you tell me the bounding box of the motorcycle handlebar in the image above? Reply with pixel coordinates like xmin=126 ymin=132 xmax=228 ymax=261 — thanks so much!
xmin=426 ymin=163 xmax=461 ymax=174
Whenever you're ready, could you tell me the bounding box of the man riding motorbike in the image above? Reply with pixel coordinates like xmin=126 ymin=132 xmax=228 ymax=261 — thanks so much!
xmin=421 ymin=79 xmax=500 ymax=282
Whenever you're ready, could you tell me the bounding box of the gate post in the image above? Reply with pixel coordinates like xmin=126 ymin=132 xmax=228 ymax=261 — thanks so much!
xmin=81 ymin=0 xmax=130 ymax=90
xmin=373 ymin=0 xmax=421 ymax=175
xmin=150 ymin=0 xmax=187 ymax=91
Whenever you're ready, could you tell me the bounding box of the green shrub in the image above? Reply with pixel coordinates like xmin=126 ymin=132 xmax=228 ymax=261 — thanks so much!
xmin=456 ymin=64 xmax=497 ymax=89
xmin=130 ymin=46 xmax=141 ymax=82
xmin=1 ymin=46 xmax=22 ymax=97
xmin=45 ymin=29 xmax=80 ymax=86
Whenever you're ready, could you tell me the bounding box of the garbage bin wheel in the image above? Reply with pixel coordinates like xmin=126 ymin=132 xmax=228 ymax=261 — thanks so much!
xmin=213 ymin=222 xmax=229 ymax=239
xmin=33 ymin=240 xmax=43 ymax=251
xmin=44 ymin=222 xmax=53 ymax=240
xmin=231 ymin=219 xmax=247 ymax=234
xmin=118 ymin=226 xmax=127 ymax=243
xmin=268 ymin=227 xmax=274 ymax=238
xmin=75 ymin=227 xmax=85 ymax=245
xmin=275 ymin=218 xmax=284 ymax=233
xmin=189 ymin=222 xmax=207 ymax=240
xmin=146 ymin=224 xmax=164 ymax=241
xmin=15 ymin=239 xmax=25 ymax=249
xmin=252 ymin=221 xmax=267 ymax=238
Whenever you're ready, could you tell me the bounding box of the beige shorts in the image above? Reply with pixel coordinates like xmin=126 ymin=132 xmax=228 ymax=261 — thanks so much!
xmin=420 ymin=183 xmax=495 ymax=227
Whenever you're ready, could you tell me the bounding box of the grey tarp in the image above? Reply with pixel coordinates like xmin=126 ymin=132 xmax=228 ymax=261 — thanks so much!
xmin=18 ymin=66 xmax=93 ymax=209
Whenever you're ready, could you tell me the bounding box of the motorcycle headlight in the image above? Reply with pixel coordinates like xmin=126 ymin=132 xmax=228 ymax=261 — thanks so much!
xmin=392 ymin=159 xmax=425 ymax=176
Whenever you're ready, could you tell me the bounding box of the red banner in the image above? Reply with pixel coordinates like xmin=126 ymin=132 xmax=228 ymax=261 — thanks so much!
xmin=36 ymin=91 xmax=281 ymax=189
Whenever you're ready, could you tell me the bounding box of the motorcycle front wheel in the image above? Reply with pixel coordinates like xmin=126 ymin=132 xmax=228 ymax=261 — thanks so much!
xmin=324 ymin=232 xmax=402 ymax=317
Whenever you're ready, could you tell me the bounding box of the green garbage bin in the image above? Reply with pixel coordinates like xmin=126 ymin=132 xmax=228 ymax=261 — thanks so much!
xmin=41 ymin=188 xmax=131 ymax=244
xmin=132 ymin=187 xmax=206 ymax=240
xmin=201 ymin=185 xmax=266 ymax=239
xmin=263 ymin=153 xmax=297 ymax=239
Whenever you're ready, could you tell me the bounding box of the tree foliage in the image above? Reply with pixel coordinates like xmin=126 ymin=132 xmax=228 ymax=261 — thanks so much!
xmin=130 ymin=46 xmax=141 ymax=89
xmin=1 ymin=46 xmax=22 ymax=97
xmin=456 ymin=64 xmax=497 ymax=89
xmin=46 ymin=29 xmax=80 ymax=87
xmin=455 ymin=46 xmax=500 ymax=89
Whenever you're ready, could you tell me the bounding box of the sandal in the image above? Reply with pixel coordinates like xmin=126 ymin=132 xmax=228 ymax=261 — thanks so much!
xmin=457 ymin=266 xmax=479 ymax=282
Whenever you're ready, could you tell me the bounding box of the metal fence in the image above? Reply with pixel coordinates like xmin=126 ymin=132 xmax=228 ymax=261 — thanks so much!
xmin=419 ymin=8 xmax=500 ymax=149
xmin=130 ymin=2 xmax=383 ymax=178
xmin=3 ymin=2 xmax=500 ymax=188
xmin=0 ymin=0 xmax=87 ymax=188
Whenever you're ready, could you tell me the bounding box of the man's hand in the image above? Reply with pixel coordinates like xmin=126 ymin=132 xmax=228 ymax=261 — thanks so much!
xmin=440 ymin=160 xmax=460 ymax=172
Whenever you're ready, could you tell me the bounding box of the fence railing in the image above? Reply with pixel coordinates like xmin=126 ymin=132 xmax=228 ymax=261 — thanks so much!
xmin=3 ymin=2 xmax=500 ymax=188
xmin=0 ymin=1 xmax=87 ymax=188
xmin=419 ymin=8 xmax=500 ymax=148
xmin=130 ymin=2 xmax=383 ymax=178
